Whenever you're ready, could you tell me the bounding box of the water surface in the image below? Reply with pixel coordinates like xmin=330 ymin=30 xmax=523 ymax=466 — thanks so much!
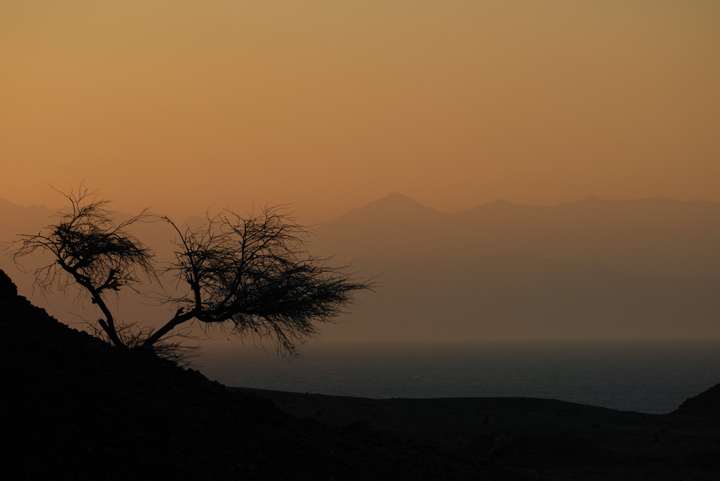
xmin=193 ymin=340 xmax=720 ymax=414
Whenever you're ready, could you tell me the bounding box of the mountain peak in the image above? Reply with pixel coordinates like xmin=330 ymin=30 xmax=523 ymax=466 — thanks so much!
xmin=358 ymin=192 xmax=437 ymax=216
xmin=331 ymin=193 xmax=436 ymax=225
xmin=368 ymin=192 xmax=430 ymax=209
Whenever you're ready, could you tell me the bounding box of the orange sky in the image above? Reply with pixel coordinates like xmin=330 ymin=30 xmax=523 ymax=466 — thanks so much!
xmin=1 ymin=1 xmax=718 ymax=220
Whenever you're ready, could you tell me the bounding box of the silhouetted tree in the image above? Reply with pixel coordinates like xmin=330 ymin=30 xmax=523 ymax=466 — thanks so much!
xmin=143 ymin=210 xmax=368 ymax=353
xmin=15 ymin=189 xmax=153 ymax=347
xmin=15 ymin=189 xmax=368 ymax=354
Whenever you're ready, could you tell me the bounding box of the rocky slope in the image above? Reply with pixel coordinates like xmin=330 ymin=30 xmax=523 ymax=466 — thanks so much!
xmin=4 ymin=268 xmax=720 ymax=480
xmin=2 ymin=270 xmax=450 ymax=480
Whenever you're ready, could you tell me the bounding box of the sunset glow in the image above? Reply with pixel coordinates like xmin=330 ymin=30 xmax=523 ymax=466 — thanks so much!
xmin=2 ymin=1 xmax=718 ymax=218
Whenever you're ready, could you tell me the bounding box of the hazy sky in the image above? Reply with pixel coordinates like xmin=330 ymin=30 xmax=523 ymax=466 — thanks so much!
xmin=2 ymin=1 xmax=718 ymax=220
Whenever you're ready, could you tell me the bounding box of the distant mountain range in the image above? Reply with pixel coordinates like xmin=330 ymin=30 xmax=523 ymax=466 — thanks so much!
xmin=314 ymin=194 xmax=720 ymax=341
xmin=2 ymin=194 xmax=720 ymax=342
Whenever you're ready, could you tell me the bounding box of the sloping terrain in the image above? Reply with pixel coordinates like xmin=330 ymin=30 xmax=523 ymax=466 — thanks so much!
xmin=676 ymin=384 xmax=720 ymax=419
xmin=4 ymin=268 xmax=720 ymax=480
xmin=1 ymin=270 xmax=456 ymax=481
xmin=238 ymin=387 xmax=720 ymax=480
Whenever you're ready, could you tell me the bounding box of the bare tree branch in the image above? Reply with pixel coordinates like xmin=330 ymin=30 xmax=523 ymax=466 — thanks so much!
xmin=14 ymin=187 xmax=154 ymax=348
xmin=15 ymin=188 xmax=370 ymax=356
xmin=143 ymin=208 xmax=370 ymax=353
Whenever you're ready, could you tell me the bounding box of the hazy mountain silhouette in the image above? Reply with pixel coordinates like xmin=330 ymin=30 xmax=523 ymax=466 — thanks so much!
xmin=2 ymin=195 xmax=720 ymax=342
xmin=332 ymin=192 xmax=441 ymax=226
xmin=312 ymin=194 xmax=720 ymax=342
xmin=0 ymin=197 xmax=52 ymax=234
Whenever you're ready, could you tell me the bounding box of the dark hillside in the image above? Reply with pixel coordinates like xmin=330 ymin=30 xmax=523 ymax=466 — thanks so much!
xmin=237 ymin=387 xmax=720 ymax=479
xmin=675 ymin=384 xmax=720 ymax=419
xmin=5 ymin=268 xmax=720 ymax=480
xmin=1 ymin=270 xmax=454 ymax=480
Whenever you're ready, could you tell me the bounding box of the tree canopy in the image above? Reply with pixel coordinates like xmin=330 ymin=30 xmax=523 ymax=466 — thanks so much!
xmin=15 ymin=189 xmax=369 ymax=354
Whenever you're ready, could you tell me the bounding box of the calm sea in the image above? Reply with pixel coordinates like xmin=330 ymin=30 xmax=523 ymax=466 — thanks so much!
xmin=192 ymin=340 xmax=720 ymax=414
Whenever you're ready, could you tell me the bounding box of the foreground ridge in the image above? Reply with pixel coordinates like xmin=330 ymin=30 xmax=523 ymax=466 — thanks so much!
xmin=3 ymin=269 xmax=720 ymax=480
